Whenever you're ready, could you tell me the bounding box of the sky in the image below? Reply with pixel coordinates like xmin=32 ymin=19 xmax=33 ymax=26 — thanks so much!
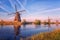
xmin=0 ymin=0 xmax=60 ymax=21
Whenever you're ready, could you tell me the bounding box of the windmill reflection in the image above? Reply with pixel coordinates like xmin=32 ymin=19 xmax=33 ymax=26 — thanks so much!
xmin=14 ymin=25 xmax=21 ymax=36
xmin=48 ymin=24 xmax=51 ymax=31
xmin=56 ymin=20 xmax=59 ymax=26
xmin=14 ymin=25 xmax=21 ymax=40
xmin=14 ymin=25 xmax=26 ymax=40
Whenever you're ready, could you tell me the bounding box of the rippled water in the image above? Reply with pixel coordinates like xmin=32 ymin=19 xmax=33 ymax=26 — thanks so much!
xmin=0 ymin=24 xmax=60 ymax=40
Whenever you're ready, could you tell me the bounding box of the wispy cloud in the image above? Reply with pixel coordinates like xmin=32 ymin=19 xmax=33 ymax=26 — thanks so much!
xmin=40 ymin=8 xmax=60 ymax=13
xmin=0 ymin=2 xmax=11 ymax=13
xmin=16 ymin=0 xmax=30 ymax=13
xmin=23 ymin=0 xmax=27 ymax=6
xmin=0 ymin=5 xmax=10 ymax=13
xmin=9 ymin=0 xmax=15 ymax=10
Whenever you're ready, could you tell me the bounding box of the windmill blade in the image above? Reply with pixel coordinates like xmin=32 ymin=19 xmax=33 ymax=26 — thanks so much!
xmin=8 ymin=13 xmax=13 ymax=15
xmin=18 ymin=10 xmax=26 ymax=12
xmin=16 ymin=0 xmax=30 ymax=13
xmin=8 ymin=12 xmax=16 ymax=15
xmin=14 ymin=4 xmax=25 ymax=12
xmin=15 ymin=4 xmax=18 ymax=12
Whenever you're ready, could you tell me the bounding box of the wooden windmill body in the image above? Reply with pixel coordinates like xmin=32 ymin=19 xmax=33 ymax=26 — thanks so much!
xmin=14 ymin=12 xmax=21 ymax=22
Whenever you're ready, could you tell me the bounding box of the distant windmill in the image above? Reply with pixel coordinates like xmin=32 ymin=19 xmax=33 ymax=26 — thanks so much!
xmin=48 ymin=17 xmax=51 ymax=23
xmin=8 ymin=5 xmax=25 ymax=22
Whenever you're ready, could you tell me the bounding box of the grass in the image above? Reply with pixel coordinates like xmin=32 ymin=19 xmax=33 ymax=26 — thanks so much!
xmin=25 ymin=29 xmax=60 ymax=40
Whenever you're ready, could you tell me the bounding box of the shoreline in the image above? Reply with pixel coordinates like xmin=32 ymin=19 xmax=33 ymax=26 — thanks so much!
xmin=25 ymin=29 xmax=60 ymax=40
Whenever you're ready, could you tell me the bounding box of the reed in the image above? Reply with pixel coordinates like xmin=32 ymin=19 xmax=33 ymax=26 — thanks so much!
xmin=26 ymin=29 xmax=60 ymax=40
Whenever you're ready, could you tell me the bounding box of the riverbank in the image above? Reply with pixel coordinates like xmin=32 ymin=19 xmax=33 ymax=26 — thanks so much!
xmin=25 ymin=29 xmax=60 ymax=40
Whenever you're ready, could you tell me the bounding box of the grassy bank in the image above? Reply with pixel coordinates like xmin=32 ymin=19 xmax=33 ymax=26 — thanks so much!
xmin=25 ymin=29 xmax=60 ymax=40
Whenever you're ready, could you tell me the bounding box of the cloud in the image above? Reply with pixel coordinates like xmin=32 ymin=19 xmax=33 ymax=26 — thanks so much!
xmin=0 ymin=5 xmax=10 ymax=13
xmin=40 ymin=8 xmax=60 ymax=13
xmin=9 ymin=0 xmax=15 ymax=10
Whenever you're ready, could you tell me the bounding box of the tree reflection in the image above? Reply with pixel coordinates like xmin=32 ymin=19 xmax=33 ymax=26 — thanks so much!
xmin=56 ymin=24 xmax=59 ymax=27
xmin=34 ymin=25 xmax=41 ymax=28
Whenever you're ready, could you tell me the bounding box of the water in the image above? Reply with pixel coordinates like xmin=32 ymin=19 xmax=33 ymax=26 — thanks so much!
xmin=0 ymin=24 xmax=60 ymax=40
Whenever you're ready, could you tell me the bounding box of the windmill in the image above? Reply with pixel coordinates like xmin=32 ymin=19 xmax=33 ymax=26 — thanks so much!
xmin=8 ymin=5 xmax=25 ymax=22
xmin=48 ymin=17 xmax=51 ymax=24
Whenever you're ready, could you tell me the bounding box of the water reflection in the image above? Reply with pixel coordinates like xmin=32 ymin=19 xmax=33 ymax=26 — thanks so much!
xmin=42 ymin=24 xmax=51 ymax=31
xmin=14 ymin=25 xmax=20 ymax=36
xmin=0 ymin=24 xmax=59 ymax=40
xmin=14 ymin=25 xmax=27 ymax=40
xmin=48 ymin=24 xmax=51 ymax=31
xmin=14 ymin=25 xmax=22 ymax=40
xmin=48 ymin=24 xmax=51 ymax=27
xmin=34 ymin=25 xmax=41 ymax=28
xmin=23 ymin=25 xmax=26 ymax=30
xmin=56 ymin=24 xmax=59 ymax=27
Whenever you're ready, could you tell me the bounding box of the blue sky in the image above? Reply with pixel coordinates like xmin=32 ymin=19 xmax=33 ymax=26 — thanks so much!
xmin=0 ymin=0 xmax=60 ymax=21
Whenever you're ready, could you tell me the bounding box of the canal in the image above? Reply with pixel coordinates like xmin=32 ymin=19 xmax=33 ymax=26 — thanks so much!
xmin=0 ymin=24 xmax=60 ymax=40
